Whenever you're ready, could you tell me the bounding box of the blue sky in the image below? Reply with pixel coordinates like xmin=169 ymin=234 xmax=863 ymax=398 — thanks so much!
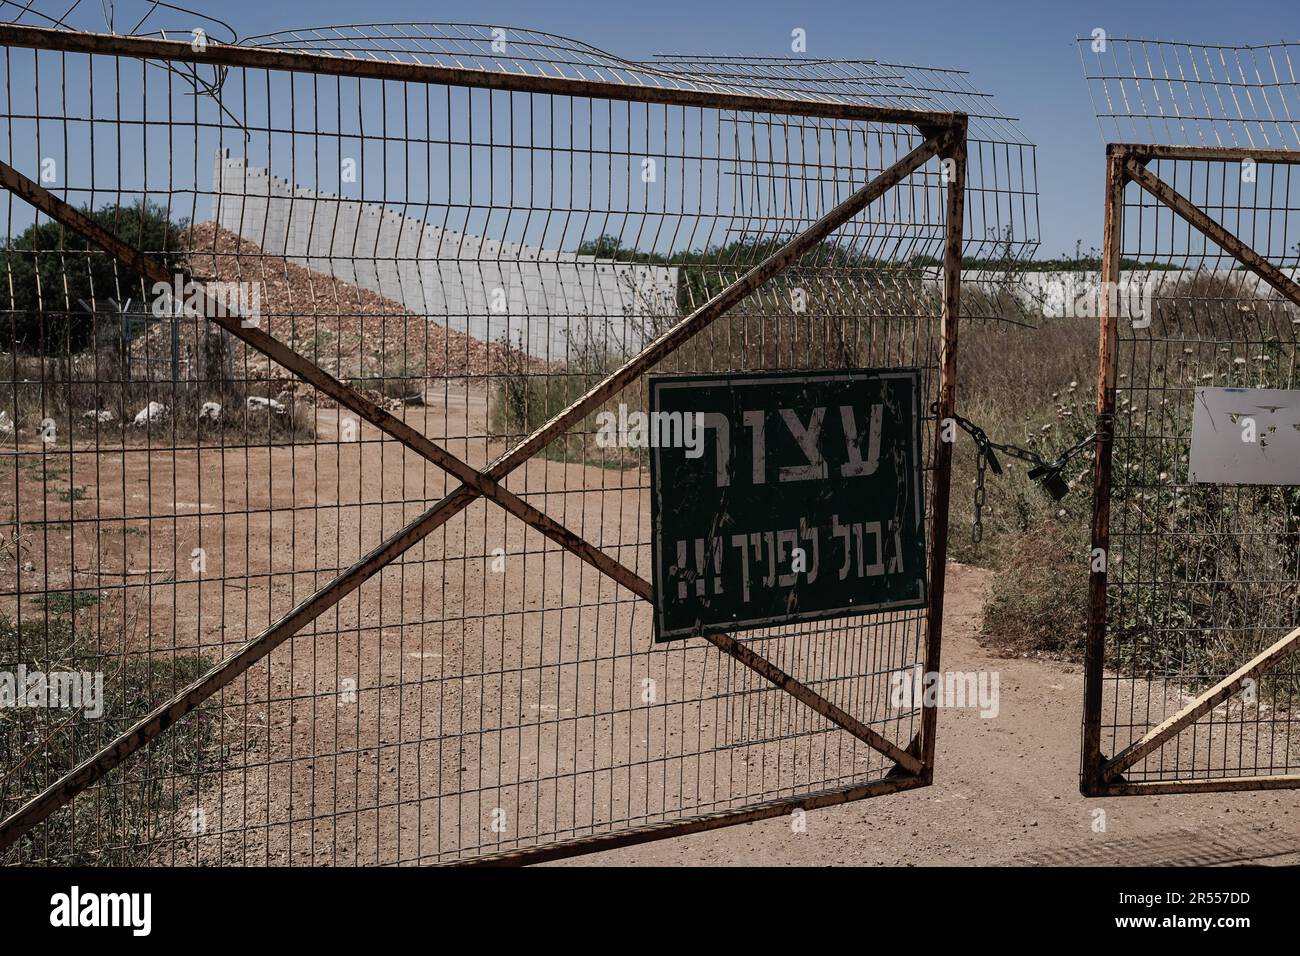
xmin=199 ymin=0 xmax=1300 ymax=256
xmin=19 ymin=0 xmax=1300 ymax=255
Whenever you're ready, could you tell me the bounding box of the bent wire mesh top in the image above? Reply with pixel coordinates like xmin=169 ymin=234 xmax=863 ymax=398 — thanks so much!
xmin=649 ymin=54 xmax=1039 ymax=265
xmin=245 ymin=22 xmax=705 ymax=90
xmin=0 ymin=9 xmax=1042 ymax=273
xmin=650 ymin=54 xmax=1032 ymax=145
xmin=240 ymin=25 xmax=1041 ymax=268
xmin=1078 ymin=35 xmax=1300 ymax=150
xmin=0 ymin=0 xmax=238 ymax=43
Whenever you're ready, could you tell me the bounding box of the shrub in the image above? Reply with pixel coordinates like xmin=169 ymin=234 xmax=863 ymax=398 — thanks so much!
xmin=488 ymin=334 xmax=640 ymax=467
xmin=2 ymin=199 xmax=186 ymax=352
xmin=982 ymin=517 xmax=1090 ymax=658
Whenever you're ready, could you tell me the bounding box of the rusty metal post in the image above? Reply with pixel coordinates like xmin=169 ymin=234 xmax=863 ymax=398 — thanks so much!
xmin=919 ymin=122 xmax=966 ymax=781
xmin=1081 ymin=145 xmax=1126 ymax=795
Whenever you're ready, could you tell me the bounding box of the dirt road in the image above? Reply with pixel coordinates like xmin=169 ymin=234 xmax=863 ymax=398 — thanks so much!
xmin=558 ymin=565 xmax=1300 ymax=866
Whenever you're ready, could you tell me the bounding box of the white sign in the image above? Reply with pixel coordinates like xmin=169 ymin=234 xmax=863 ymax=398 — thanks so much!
xmin=1189 ymin=387 xmax=1300 ymax=484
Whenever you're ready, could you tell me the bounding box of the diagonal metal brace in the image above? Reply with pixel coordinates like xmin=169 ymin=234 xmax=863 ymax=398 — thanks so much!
xmin=1123 ymin=156 xmax=1300 ymax=310
xmin=1102 ymin=624 xmax=1300 ymax=782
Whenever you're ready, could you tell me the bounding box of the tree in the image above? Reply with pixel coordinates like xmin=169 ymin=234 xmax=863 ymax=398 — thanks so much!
xmin=2 ymin=199 xmax=186 ymax=351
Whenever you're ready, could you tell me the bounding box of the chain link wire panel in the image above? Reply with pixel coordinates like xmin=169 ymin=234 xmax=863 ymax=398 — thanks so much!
xmin=0 ymin=22 xmax=1031 ymax=864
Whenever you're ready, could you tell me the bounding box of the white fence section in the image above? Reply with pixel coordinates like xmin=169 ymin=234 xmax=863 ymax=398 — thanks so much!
xmin=210 ymin=151 xmax=678 ymax=359
xmin=953 ymin=268 xmax=1300 ymax=319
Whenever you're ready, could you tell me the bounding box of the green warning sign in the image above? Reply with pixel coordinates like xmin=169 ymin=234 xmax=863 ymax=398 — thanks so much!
xmin=649 ymin=368 xmax=928 ymax=642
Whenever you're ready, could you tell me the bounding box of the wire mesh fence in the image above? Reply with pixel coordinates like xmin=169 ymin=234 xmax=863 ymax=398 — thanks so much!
xmin=0 ymin=20 xmax=1035 ymax=863
xmin=1087 ymin=147 xmax=1300 ymax=790
xmin=1078 ymin=35 xmax=1300 ymax=792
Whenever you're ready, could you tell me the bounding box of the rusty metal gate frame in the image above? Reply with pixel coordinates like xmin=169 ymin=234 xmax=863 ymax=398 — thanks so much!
xmin=1083 ymin=142 xmax=1300 ymax=797
xmin=0 ymin=24 xmax=967 ymax=863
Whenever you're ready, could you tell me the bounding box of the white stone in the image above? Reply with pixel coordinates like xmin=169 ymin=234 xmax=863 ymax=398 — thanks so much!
xmin=0 ymin=410 xmax=13 ymax=438
xmin=199 ymin=402 xmax=222 ymax=422
xmin=133 ymin=401 xmax=169 ymax=426
xmin=83 ymin=409 xmax=115 ymax=424
xmin=246 ymin=396 xmax=286 ymax=415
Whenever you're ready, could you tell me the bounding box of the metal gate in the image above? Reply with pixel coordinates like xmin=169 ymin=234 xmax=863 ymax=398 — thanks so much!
xmin=1084 ymin=142 xmax=1300 ymax=795
xmin=0 ymin=21 xmax=1033 ymax=864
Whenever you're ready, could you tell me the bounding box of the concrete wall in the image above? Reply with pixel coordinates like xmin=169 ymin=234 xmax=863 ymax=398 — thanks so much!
xmin=210 ymin=150 xmax=678 ymax=359
xmin=952 ymin=268 xmax=1300 ymax=320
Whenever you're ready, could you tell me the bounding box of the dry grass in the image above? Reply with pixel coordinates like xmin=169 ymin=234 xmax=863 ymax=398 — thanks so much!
xmin=948 ymin=315 xmax=1098 ymax=567
xmin=1 ymin=347 xmax=316 ymax=447
xmin=981 ymin=517 xmax=1090 ymax=658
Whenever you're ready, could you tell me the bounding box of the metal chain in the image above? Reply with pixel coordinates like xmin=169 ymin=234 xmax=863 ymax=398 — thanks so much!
xmin=972 ymin=445 xmax=987 ymax=543
xmin=946 ymin=412 xmax=1098 ymax=544
xmin=984 ymin=436 xmax=1048 ymax=467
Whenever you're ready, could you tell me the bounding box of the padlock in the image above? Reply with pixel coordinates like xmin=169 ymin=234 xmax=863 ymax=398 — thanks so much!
xmin=1028 ymin=463 xmax=1070 ymax=501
